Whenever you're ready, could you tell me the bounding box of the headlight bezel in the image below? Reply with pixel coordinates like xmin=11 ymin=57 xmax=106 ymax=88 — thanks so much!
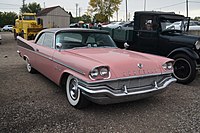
xmin=162 ymin=61 xmax=173 ymax=71
xmin=89 ymin=66 xmax=110 ymax=80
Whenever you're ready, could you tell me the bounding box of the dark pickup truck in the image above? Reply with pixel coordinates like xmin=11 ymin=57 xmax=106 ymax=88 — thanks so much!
xmin=104 ymin=11 xmax=200 ymax=84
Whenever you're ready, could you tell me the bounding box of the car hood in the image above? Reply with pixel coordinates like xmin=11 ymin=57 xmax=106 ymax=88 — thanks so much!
xmin=162 ymin=32 xmax=200 ymax=45
xmin=60 ymin=48 xmax=172 ymax=80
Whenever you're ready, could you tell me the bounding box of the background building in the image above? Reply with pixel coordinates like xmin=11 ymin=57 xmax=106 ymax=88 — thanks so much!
xmin=37 ymin=6 xmax=70 ymax=28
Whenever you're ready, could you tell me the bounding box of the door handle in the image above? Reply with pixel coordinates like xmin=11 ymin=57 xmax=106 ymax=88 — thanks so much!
xmin=36 ymin=49 xmax=39 ymax=52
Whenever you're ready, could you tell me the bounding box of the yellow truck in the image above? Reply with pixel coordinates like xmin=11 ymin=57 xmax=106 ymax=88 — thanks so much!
xmin=13 ymin=13 xmax=43 ymax=40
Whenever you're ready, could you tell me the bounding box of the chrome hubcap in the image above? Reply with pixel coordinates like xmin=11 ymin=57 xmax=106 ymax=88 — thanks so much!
xmin=26 ymin=60 xmax=31 ymax=72
xmin=69 ymin=79 xmax=78 ymax=100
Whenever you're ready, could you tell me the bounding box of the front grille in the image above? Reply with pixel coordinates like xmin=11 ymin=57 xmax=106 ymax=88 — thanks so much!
xmin=83 ymin=74 xmax=171 ymax=91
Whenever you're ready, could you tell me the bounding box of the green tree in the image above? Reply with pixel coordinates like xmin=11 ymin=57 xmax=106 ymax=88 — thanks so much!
xmin=88 ymin=0 xmax=122 ymax=22
xmin=194 ymin=17 xmax=200 ymax=21
xmin=69 ymin=12 xmax=92 ymax=24
xmin=81 ymin=14 xmax=92 ymax=23
xmin=20 ymin=2 xmax=41 ymax=14
xmin=0 ymin=12 xmax=17 ymax=28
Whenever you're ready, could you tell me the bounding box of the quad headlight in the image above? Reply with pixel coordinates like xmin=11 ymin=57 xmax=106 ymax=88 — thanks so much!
xmin=100 ymin=67 xmax=109 ymax=76
xmin=89 ymin=66 xmax=110 ymax=80
xmin=162 ymin=62 xmax=173 ymax=70
xmin=195 ymin=40 xmax=200 ymax=50
xmin=90 ymin=68 xmax=99 ymax=78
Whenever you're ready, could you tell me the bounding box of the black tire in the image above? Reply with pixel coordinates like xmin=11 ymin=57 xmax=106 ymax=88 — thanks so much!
xmin=20 ymin=31 xmax=24 ymax=38
xmin=65 ymin=75 xmax=89 ymax=109
xmin=172 ymin=54 xmax=197 ymax=84
xmin=14 ymin=30 xmax=18 ymax=40
xmin=26 ymin=58 xmax=36 ymax=74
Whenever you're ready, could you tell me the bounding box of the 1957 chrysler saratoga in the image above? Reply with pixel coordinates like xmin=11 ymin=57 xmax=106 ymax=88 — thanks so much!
xmin=17 ymin=28 xmax=176 ymax=108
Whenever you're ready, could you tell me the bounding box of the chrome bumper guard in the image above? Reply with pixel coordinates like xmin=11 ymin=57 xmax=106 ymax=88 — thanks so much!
xmin=78 ymin=77 xmax=177 ymax=104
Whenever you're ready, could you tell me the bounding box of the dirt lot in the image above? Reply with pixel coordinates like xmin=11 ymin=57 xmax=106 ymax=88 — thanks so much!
xmin=0 ymin=32 xmax=199 ymax=133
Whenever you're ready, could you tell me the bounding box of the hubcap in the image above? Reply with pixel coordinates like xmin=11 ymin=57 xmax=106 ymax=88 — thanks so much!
xmin=174 ymin=58 xmax=191 ymax=80
xmin=26 ymin=60 xmax=31 ymax=72
xmin=69 ymin=79 xmax=78 ymax=100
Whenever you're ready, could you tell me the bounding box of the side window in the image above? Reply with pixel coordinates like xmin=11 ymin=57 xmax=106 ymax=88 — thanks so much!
xmin=43 ymin=33 xmax=54 ymax=48
xmin=36 ymin=33 xmax=45 ymax=45
xmin=56 ymin=33 xmax=82 ymax=49
xmin=36 ymin=33 xmax=54 ymax=48
xmin=140 ymin=15 xmax=156 ymax=31
xmin=86 ymin=35 xmax=96 ymax=43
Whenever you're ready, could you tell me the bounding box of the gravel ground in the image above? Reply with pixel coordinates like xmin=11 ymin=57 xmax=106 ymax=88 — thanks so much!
xmin=0 ymin=32 xmax=199 ymax=133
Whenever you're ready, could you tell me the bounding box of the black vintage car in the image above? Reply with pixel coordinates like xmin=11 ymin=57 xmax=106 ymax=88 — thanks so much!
xmin=112 ymin=11 xmax=200 ymax=84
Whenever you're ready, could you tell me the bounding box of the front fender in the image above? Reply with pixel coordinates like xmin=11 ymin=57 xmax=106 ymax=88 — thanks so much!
xmin=167 ymin=47 xmax=199 ymax=60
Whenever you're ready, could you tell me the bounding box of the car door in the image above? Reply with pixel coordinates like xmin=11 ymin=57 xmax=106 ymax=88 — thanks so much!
xmin=34 ymin=32 xmax=56 ymax=81
xmin=134 ymin=15 xmax=159 ymax=54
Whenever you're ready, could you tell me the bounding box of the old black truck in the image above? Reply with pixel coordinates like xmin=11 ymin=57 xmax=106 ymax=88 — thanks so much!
xmin=103 ymin=11 xmax=200 ymax=84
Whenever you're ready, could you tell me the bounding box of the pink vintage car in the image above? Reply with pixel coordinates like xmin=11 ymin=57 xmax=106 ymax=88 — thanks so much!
xmin=17 ymin=28 xmax=176 ymax=108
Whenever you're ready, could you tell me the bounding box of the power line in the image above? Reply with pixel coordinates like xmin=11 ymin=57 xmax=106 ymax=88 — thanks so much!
xmin=0 ymin=3 xmax=21 ymax=6
xmin=189 ymin=1 xmax=200 ymax=3
xmin=154 ymin=2 xmax=185 ymax=10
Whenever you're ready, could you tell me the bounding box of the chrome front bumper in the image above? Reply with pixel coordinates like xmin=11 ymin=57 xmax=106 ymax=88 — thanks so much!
xmin=78 ymin=76 xmax=177 ymax=104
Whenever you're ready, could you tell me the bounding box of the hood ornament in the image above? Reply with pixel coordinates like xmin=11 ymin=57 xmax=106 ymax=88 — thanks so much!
xmin=137 ymin=63 xmax=143 ymax=69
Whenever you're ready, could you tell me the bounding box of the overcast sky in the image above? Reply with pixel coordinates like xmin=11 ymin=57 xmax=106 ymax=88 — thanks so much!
xmin=0 ymin=0 xmax=200 ymax=20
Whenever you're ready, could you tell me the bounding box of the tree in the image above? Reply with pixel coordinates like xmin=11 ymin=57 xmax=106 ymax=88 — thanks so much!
xmin=81 ymin=14 xmax=92 ymax=23
xmin=69 ymin=12 xmax=92 ymax=24
xmin=0 ymin=12 xmax=17 ymax=27
xmin=20 ymin=2 xmax=41 ymax=14
xmin=88 ymin=0 xmax=122 ymax=22
xmin=194 ymin=17 xmax=200 ymax=21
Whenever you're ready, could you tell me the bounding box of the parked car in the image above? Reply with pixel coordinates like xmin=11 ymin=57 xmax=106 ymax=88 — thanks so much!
xmin=69 ymin=23 xmax=79 ymax=28
xmin=166 ymin=20 xmax=200 ymax=31
xmin=2 ymin=25 xmax=13 ymax=32
xmin=102 ymin=21 xmax=125 ymax=28
xmin=17 ymin=28 xmax=176 ymax=108
xmin=117 ymin=21 xmax=134 ymax=30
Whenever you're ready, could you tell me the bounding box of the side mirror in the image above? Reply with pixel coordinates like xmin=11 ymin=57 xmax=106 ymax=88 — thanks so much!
xmin=56 ymin=43 xmax=62 ymax=51
xmin=124 ymin=42 xmax=129 ymax=49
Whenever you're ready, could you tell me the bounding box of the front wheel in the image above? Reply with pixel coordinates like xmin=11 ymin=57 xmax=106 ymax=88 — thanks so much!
xmin=66 ymin=75 xmax=89 ymax=109
xmin=14 ymin=30 xmax=18 ymax=40
xmin=172 ymin=54 xmax=197 ymax=84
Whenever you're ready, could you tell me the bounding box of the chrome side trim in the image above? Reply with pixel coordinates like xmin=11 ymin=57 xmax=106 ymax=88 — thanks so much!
xmin=79 ymin=77 xmax=177 ymax=98
xmin=18 ymin=45 xmax=85 ymax=76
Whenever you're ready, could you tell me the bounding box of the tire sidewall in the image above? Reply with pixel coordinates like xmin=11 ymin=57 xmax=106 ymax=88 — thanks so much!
xmin=26 ymin=58 xmax=32 ymax=73
xmin=66 ymin=75 xmax=81 ymax=106
xmin=173 ymin=54 xmax=196 ymax=84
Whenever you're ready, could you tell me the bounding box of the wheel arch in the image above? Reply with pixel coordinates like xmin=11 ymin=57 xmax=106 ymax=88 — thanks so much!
xmin=59 ymin=72 xmax=70 ymax=89
xmin=167 ymin=47 xmax=199 ymax=60
xmin=23 ymin=55 xmax=29 ymax=61
xmin=59 ymin=70 xmax=87 ymax=89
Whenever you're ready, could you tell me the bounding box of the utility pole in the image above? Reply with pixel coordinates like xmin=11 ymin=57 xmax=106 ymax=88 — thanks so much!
xmin=76 ymin=3 xmax=78 ymax=18
xmin=186 ymin=0 xmax=188 ymax=17
xmin=144 ymin=0 xmax=146 ymax=11
xmin=79 ymin=7 xmax=81 ymax=17
xmin=116 ymin=10 xmax=118 ymax=21
xmin=125 ymin=0 xmax=128 ymax=21
xmin=43 ymin=2 xmax=46 ymax=8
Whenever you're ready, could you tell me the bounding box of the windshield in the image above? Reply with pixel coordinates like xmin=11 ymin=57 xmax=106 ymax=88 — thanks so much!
xmin=56 ymin=32 xmax=117 ymax=49
xmin=160 ymin=18 xmax=187 ymax=31
xmin=23 ymin=15 xmax=35 ymax=20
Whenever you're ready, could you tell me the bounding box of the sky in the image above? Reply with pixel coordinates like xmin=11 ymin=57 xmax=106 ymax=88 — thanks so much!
xmin=0 ymin=0 xmax=200 ymax=20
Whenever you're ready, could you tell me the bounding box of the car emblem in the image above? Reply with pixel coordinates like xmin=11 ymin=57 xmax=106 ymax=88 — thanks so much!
xmin=137 ymin=63 xmax=143 ymax=69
